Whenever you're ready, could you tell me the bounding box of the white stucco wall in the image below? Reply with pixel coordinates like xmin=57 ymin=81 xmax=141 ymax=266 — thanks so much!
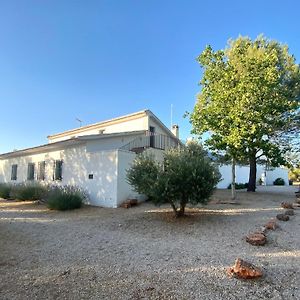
xmin=148 ymin=117 xmax=173 ymax=137
xmin=49 ymin=115 xmax=149 ymax=143
xmin=104 ymin=117 xmax=148 ymax=134
xmin=217 ymin=164 xmax=288 ymax=188
xmin=62 ymin=147 xmax=119 ymax=207
xmin=0 ymin=150 xmax=63 ymax=183
xmin=0 ymin=144 xmax=120 ymax=207
xmin=265 ymin=168 xmax=289 ymax=186
xmin=115 ymin=148 xmax=166 ymax=206
xmin=143 ymin=147 xmax=165 ymax=162
xmin=86 ymin=134 xmax=143 ymax=152
xmin=116 ymin=150 xmax=139 ymax=206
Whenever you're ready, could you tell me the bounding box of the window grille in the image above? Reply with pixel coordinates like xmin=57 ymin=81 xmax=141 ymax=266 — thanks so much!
xmin=37 ymin=161 xmax=46 ymax=181
xmin=27 ymin=163 xmax=35 ymax=180
xmin=11 ymin=164 xmax=18 ymax=180
xmin=53 ymin=160 xmax=63 ymax=181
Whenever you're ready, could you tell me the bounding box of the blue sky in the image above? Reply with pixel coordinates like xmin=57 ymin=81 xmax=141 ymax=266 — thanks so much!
xmin=0 ymin=0 xmax=299 ymax=153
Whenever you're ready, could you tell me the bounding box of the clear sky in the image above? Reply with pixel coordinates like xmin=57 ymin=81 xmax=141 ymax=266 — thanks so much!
xmin=0 ymin=0 xmax=299 ymax=153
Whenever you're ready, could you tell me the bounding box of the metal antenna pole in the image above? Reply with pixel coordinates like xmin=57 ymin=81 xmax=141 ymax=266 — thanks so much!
xmin=171 ymin=104 xmax=173 ymax=129
xmin=76 ymin=118 xmax=83 ymax=127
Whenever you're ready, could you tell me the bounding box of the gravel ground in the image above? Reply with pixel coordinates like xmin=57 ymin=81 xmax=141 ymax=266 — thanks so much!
xmin=0 ymin=186 xmax=300 ymax=300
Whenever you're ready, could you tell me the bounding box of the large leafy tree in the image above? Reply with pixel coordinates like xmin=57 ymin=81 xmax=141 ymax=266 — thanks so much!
xmin=127 ymin=142 xmax=221 ymax=217
xmin=190 ymin=35 xmax=300 ymax=192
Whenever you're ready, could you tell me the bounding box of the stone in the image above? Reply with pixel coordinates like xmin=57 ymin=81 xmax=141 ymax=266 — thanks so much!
xmin=281 ymin=202 xmax=294 ymax=209
xmin=227 ymin=258 xmax=263 ymax=279
xmin=121 ymin=198 xmax=138 ymax=208
xmin=121 ymin=202 xmax=131 ymax=209
xmin=294 ymin=198 xmax=300 ymax=204
xmin=276 ymin=213 xmax=290 ymax=221
xmin=284 ymin=209 xmax=294 ymax=216
xmin=260 ymin=226 xmax=268 ymax=233
xmin=246 ymin=233 xmax=267 ymax=246
xmin=128 ymin=199 xmax=138 ymax=206
xmin=264 ymin=219 xmax=277 ymax=230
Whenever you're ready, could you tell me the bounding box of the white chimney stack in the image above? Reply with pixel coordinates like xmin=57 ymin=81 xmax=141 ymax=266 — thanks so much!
xmin=171 ymin=124 xmax=179 ymax=138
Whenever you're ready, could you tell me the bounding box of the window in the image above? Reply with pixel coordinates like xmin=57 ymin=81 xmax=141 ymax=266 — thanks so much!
xmin=149 ymin=126 xmax=155 ymax=148
xmin=11 ymin=164 xmax=18 ymax=180
xmin=27 ymin=163 xmax=35 ymax=180
xmin=37 ymin=161 xmax=46 ymax=181
xmin=53 ymin=160 xmax=63 ymax=181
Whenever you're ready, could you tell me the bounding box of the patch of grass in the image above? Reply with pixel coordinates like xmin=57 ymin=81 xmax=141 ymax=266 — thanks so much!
xmin=46 ymin=185 xmax=86 ymax=211
xmin=0 ymin=183 xmax=12 ymax=199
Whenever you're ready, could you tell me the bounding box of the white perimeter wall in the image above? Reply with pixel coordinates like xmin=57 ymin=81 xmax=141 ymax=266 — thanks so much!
xmin=265 ymin=168 xmax=289 ymax=186
xmin=217 ymin=164 xmax=289 ymax=188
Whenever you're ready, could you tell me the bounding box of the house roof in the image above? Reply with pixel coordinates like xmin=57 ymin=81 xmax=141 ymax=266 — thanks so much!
xmin=0 ymin=130 xmax=146 ymax=159
xmin=47 ymin=109 xmax=177 ymax=141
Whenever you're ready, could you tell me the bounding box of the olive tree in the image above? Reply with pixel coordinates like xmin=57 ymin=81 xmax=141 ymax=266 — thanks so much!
xmin=126 ymin=142 xmax=221 ymax=217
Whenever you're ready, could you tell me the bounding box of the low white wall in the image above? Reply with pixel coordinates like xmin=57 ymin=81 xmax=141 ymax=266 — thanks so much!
xmin=217 ymin=164 xmax=288 ymax=188
xmin=265 ymin=168 xmax=289 ymax=186
xmin=218 ymin=165 xmax=248 ymax=188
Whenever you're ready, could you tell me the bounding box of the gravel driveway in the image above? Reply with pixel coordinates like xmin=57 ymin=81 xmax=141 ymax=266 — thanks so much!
xmin=0 ymin=186 xmax=299 ymax=299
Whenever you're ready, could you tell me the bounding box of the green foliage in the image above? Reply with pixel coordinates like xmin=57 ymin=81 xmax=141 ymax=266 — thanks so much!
xmin=227 ymin=182 xmax=249 ymax=190
xmin=46 ymin=185 xmax=86 ymax=210
xmin=190 ymin=35 xmax=300 ymax=192
xmin=10 ymin=183 xmax=46 ymax=201
xmin=273 ymin=178 xmax=285 ymax=186
xmin=0 ymin=183 xmax=12 ymax=199
xmin=127 ymin=142 xmax=221 ymax=217
xmin=289 ymin=168 xmax=300 ymax=183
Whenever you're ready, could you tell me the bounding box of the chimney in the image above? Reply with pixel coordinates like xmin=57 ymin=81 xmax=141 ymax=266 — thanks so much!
xmin=171 ymin=124 xmax=179 ymax=138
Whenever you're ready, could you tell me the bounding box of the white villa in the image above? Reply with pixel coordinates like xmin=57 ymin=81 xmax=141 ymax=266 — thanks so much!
xmin=0 ymin=109 xmax=289 ymax=207
xmin=0 ymin=110 xmax=181 ymax=207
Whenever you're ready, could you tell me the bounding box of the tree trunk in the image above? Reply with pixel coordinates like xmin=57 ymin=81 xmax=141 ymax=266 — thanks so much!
xmin=231 ymin=158 xmax=236 ymax=200
xmin=247 ymin=154 xmax=257 ymax=192
xmin=179 ymin=203 xmax=185 ymax=216
xmin=170 ymin=202 xmax=178 ymax=217
xmin=172 ymin=202 xmax=186 ymax=218
xmin=170 ymin=200 xmax=187 ymax=218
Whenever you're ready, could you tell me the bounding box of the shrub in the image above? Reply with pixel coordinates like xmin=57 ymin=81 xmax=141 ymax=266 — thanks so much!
xmin=289 ymin=167 xmax=300 ymax=183
xmin=227 ymin=182 xmax=248 ymax=190
xmin=127 ymin=142 xmax=221 ymax=217
xmin=273 ymin=178 xmax=285 ymax=186
xmin=0 ymin=183 xmax=12 ymax=199
xmin=10 ymin=183 xmax=46 ymax=201
xmin=46 ymin=185 xmax=87 ymax=211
